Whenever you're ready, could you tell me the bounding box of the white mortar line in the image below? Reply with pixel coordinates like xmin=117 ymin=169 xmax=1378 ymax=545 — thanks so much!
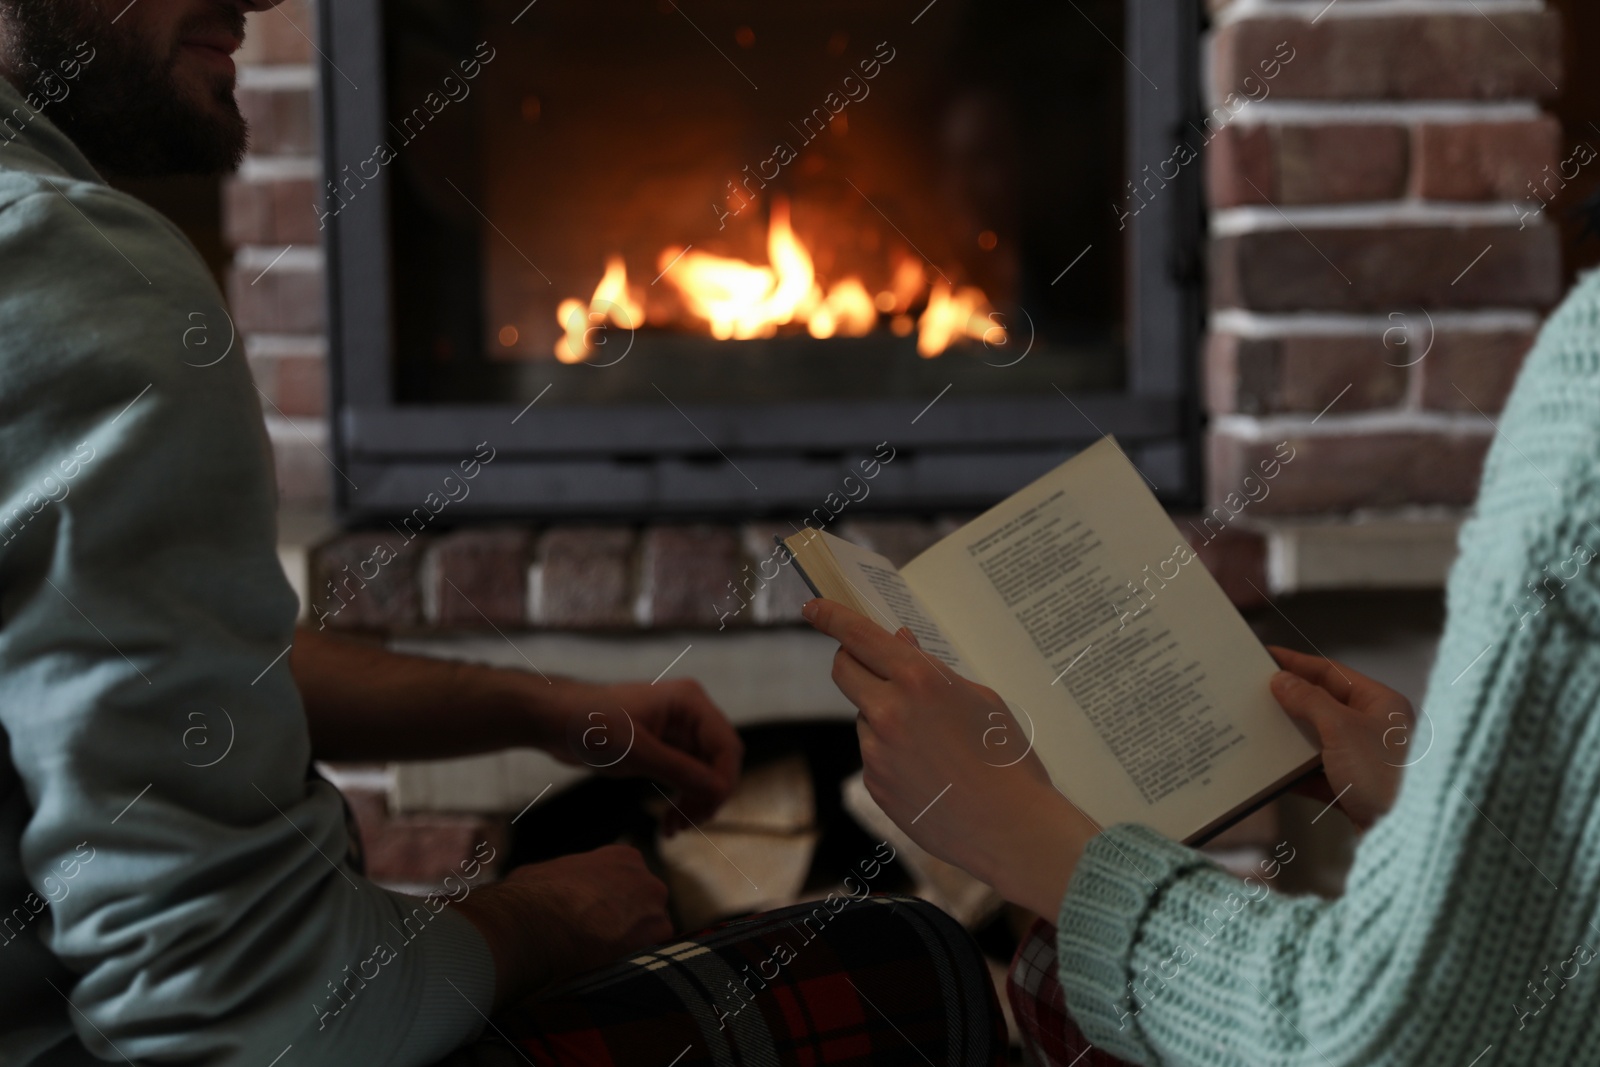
xmin=237 ymin=64 xmax=316 ymax=90
xmin=1213 ymin=411 xmax=1496 ymax=439
xmin=263 ymin=415 xmax=330 ymax=445
xmin=1222 ymin=101 xmax=1546 ymax=125
xmin=1211 ymin=309 xmax=1543 ymax=336
xmin=238 ymin=156 xmax=322 ymax=181
xmin=245 ymin=334 xmax=331 ymax=357
xmin=1214 ymin=201 xmax=1525 ymax=234
xmin=1213 ymin=0 xmax=1544 ymax=27
xmin=234 ymin=245 xmax=325 ymax=270
xmin=314 ymin=762 xmax=399 ymax=793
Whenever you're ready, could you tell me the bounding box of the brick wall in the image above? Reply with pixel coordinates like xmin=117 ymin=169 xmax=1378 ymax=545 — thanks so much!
xmin=237 ymin=2 xmax=1572 ymax=535
xmin=232 ymin=0 xmax=328 ymax=507
xmin=1203 ymin=0 xmax=1564 ymax=520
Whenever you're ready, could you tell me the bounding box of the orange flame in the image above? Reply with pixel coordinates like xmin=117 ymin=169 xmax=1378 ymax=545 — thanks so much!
xmin=553 ymin=202 xmax=1002 ymax=360
xmin=917 ymin=282 xmax=996 ymax=359
xmin=554 ymin=255 xmax=645 ymax=364
xmin=662 ymin=198 xmax=817 ymax=340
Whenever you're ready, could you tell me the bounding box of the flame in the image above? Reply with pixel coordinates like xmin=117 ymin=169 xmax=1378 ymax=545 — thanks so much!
xmin=662 ymin=198 xmax=819 ymax=341
xmin=917 ymin=282 xmax=996 ymax=359
xmin=821 ymin=278 xmax=876 ymax=338
xmin=555 ymin=255 xmax=645 ymax=364
xmin=889 ymin=256 xmax=926 ymax=314
xmin=552 ymin=200 xmax=1003 ymax=360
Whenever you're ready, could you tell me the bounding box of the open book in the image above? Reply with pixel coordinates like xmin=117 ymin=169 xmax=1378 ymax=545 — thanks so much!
xmin=782 ymin=436 xmax=1320 ymax=845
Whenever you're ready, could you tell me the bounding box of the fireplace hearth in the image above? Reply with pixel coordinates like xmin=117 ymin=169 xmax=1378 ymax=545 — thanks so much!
xmin=318 ymin=0 xmax=1202 ymax=520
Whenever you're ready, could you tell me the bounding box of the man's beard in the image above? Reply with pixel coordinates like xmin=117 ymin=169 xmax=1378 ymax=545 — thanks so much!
xmin=0 ymin=1 xmax=248 ymax=177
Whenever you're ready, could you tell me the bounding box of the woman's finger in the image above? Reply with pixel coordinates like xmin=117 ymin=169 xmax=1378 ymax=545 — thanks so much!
xmin=1268 ymin=646 xmax=1370 ymax=704
xmin=805 ymin=599 xmax=917 ymax=679
xmin=1271 ymin=670 xmax=1352 ymax=746
xmin=832 ymin=647 xmax=893 ymax=712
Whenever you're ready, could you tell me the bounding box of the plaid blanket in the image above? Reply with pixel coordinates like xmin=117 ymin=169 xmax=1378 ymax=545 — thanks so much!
xmin=1007 ymin=918 xmax=1131 ymax=1067
xmin=434 ymin=895 xmax=1006 ymax=1066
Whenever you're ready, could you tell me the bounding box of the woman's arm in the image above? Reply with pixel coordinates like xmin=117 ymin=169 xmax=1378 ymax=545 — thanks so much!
xmin=803 ymin=594 xmax=1578 ymax=1065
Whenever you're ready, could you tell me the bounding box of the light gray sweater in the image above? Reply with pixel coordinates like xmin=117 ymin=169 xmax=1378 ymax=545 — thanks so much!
xmin=0 ymin=77 xmax=495 ymax=1065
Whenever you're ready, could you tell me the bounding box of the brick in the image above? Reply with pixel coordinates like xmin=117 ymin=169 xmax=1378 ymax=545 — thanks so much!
xmin=1417 ymin=331 xmax=1536 ymax=413
xmin=238 ymin=0 xmax=316 ymax=66
xmin=1208 ymin=124 xmax=1276 ymax=210
xmin=1214 ymin=13 xmax=1563 ymax=102
xmin=1209 ymin=124 xmax=1407 ymax=209
xmin=1177 ymin=519 xmax=1270 ymax=611
xmin=1208 ymin=431 xmax=1491 ymax=515
xmin=737 ymin=523 xmax=813 ymax=626
xmin=224 ymin=176 xmax=323 ymax=246
xmin=1412 ymin=118 xmax=1564 ymax=202
xmin=238 ymin=86 xmax=316 ymax=156
xmin=342 ymin=789 xmax=507 ymax=888
xmin=637 ymin=526 xmax=742 ymax=628
xmin=1206 ymin=332 xmax=1408 ymax=416
xmin=228 ymin=262 xmax=325 ymax=334
xmin=531 ymin=527 xmax=635 ymax=628
xmin=426 ymin=529 xmax=531 ymax=628
xmin=248 ymin=345 xmax=326 ymax=418
xmin=1279 ymin=124 xmax=1408 ymax=204
xmin=309 ymin=532 xmax=427 ymax=630
xmin=1209 ymin=224 xmax=1561 ymax=312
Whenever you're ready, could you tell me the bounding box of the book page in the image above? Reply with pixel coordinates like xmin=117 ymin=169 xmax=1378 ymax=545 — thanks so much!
xmin=808 ymin=532 xmax=983 ymax=683
xmin=900 ymin=438 xmax=1317 ymax=842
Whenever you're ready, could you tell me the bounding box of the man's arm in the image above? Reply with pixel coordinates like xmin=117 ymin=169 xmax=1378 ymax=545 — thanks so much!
xmin=293 ymin=628 xmax=745 ymax=825
xmin=292 ymin=627 xmax=557 ymax=761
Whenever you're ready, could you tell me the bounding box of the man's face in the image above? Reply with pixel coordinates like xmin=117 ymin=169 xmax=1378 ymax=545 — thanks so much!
xmin=0 ymin=0 xmax=272 ymax=177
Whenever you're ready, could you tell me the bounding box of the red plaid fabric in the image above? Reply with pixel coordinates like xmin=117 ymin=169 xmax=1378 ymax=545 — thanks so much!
xmin=432 ymin=895 xmax=1006 ymax=1067
xmin=1007 ymin=918 xmax=1131 ymax=1067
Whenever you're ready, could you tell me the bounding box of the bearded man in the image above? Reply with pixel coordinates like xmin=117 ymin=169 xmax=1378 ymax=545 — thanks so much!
xmin=0 ymin=3 xmax=1003 ymax=1064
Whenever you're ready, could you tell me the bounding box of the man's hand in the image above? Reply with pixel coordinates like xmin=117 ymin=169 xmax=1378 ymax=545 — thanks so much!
xmin=453 ymin=844 xmax=672 ymax=1013
xmin=802 ymin=598 xmax=1095 ymax=920
xmin=1269 ymin=646 xmax=1410 ymax=830
xmin=539 ymin=679 xmax=744 ymax=832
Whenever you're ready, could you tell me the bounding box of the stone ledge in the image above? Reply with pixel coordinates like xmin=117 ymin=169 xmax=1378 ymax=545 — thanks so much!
xmin=1259 ymin=513 xmax=1463 ymax=593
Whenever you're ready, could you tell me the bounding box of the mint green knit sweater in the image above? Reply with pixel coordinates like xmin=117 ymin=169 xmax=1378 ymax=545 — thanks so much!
xmin=1058 ymin=273 xmax=1600 ymax=1064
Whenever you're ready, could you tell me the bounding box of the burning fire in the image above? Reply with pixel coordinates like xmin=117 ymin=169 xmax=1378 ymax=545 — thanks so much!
xmin=555 ymin=255 xmax=644 ymax=365
xmin=552 ymin=198 xmax=1002 ymax=362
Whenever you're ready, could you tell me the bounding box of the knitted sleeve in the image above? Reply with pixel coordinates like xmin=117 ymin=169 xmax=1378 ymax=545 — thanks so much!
xmin=1055 ymin=273 xmax=1600 ymax=1066
xmin=0 ymin=180 xmax=496 ymax=1062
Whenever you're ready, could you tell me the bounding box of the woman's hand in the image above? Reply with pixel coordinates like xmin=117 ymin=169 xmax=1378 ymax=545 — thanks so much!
xmin=803 ymin=599 xmax=1097 ymax=918
xmin=1269 ymin=646 xmax=1411 ymax=830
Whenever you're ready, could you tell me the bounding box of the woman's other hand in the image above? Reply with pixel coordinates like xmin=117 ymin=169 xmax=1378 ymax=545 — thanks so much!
xmin=1269 ymin=646 xmax=1411 ymax=830
xmin=803 ymin=598 xmax=1095 ymax=918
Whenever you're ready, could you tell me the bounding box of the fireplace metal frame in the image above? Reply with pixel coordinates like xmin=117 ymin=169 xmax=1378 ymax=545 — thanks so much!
xmin=317 ymin=0 xmax=1204 ymax=521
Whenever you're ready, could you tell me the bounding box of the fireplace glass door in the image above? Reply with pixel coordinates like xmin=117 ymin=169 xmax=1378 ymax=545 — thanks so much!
xmin=321 ymin=0 xmax=1199 ymax=518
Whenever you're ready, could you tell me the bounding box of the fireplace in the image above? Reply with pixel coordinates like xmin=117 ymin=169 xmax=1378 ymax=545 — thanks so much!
xmin=317 ymin=0 xmax=1202 ymax=520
